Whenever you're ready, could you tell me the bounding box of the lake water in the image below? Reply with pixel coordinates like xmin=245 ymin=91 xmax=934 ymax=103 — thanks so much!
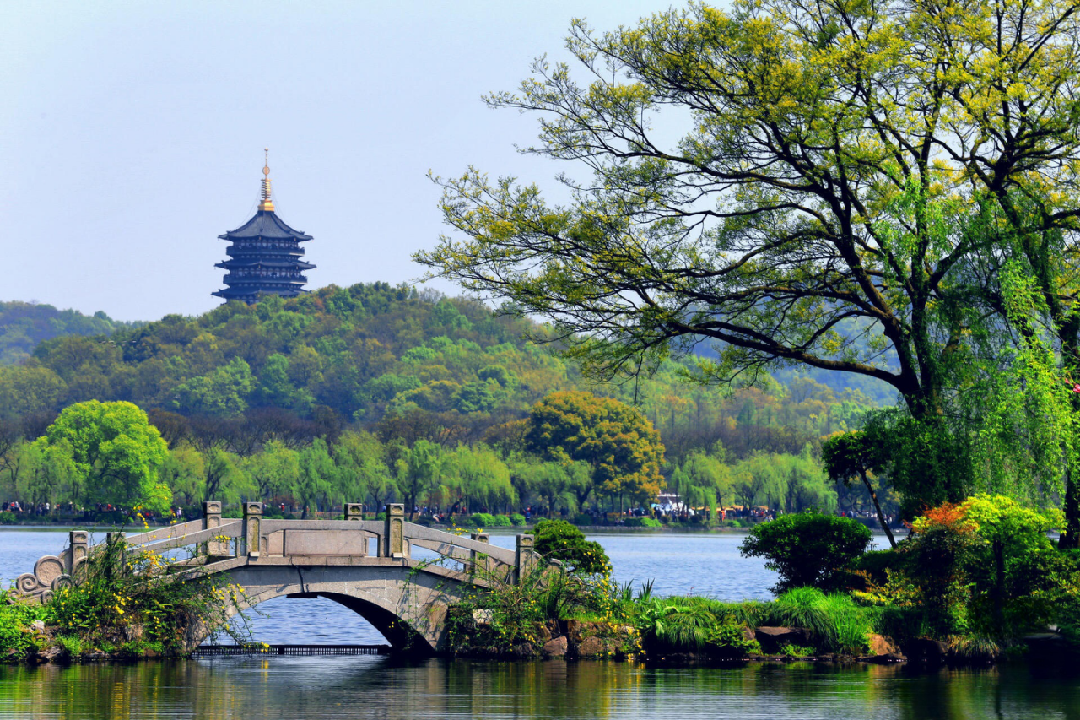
xmin=3 ymin=528 xmax=1079 ymax=720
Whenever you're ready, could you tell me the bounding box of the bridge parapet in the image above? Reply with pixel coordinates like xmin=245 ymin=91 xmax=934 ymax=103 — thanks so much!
xmin=10 ymin=503 xmax=542 ymax=604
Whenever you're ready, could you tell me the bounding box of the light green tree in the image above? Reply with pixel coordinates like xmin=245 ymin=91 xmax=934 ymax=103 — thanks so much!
xmin=394 ymin=440 xmax=442 ymax=519
xmin=39 ymin=400 xmax=171 ymax=510
xmin=442 ymin=444 xmax=516 ymax=514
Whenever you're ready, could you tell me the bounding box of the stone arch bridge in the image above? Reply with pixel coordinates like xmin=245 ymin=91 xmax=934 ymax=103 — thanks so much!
xmin=14 ymin=502 xmax=546 ymax=653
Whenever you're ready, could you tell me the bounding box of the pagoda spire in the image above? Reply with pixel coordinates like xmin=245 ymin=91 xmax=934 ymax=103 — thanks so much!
xmin=258 ymin=148 xmax=274 ymax=212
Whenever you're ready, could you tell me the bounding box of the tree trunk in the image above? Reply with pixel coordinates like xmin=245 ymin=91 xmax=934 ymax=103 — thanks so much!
xmin=860 ymin=470 xmax=897 ymax=549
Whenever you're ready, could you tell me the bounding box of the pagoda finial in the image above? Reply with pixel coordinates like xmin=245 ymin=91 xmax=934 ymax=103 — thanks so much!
xmin=258 ymin=148 xmax=274 ymax=212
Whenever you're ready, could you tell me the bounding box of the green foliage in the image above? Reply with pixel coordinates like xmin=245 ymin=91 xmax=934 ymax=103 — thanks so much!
xmin=0 ymin=590 xmax=48 ymax=660
xmin=623 ymin=516 xmax=661 ymax=528
xmin=635 ymin=596 xmax=759 ymax=657
xmin=856 ymin=496 xmax=1080 ymax=642
xmin=1 ymin=539 xmax=247 ymax=661
xmin=446 ymin=562 xmax=622 ymax=656
xmin=468 ymin=512 xmax=496 ymax=528
xmin=39 ymin=400 xmax=170 ymax=510
xmin=740 ymin=512 xmax=872 ymax=594
xmin=509 ymin=512 xmax=526 ymax=526
xmin=762 ymin=588 xmax=875 ymax=655
xmin=527 ymin=391 xmax=665 ymax=504
xmin=532 ymin=519 xmax=610 ymax=575
xmin=862 ymin=410 xmax=974 ymax=519
xmin=0 ymin=301 xmax=135 ymax=366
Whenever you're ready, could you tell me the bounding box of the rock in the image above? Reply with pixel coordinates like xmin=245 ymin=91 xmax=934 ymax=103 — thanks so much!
xmin=754 ymin=626 xmax=813 ymax=654
xmin=472 ymin=609 xmax=494 ymax=626
xmin=31 ymin=620 xmax=45 ymax=633
xmin=511 ymin=642 xmax=537 ymax=659
xmin=577 ymin=635 xmax=606 ymax=658
xmin=868 ymin=634 xmax=898 ymax=657
xmin=1021 ymin=633 xmax=1076 ymax=665
xmin=538 ymin=623 xmax=553 ymax=643
xmin=902 ymin=637 xmax=949 ymax=665
xmin=542 ymin=636 xmax=568 ymax=658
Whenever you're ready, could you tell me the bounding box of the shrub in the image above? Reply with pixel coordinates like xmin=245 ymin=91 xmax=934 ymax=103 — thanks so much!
xmin=509 ymin=513 xmax=526 ymax=526
xmin=0 ymin=590 xmax=47 ymax=660
xmin=468 ymin=512 xmax=496 ymax=528
xmin=0 ymin=511 xmax=15 ymax=525
xmin=533 ymin=519 xmax=610 ymax=575
xmin=624 ymin=516 xmax=662 ymax=528
xmin=490 ymin=515 xmax=512 ymax=527
xmin=740 ymin=512 xmax=872 ymax=593
xmin=572 ymin=513 xmax=594 ymax=526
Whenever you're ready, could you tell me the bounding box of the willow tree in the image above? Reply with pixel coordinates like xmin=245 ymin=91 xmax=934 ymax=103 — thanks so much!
xmin=419 ymin=0 xmax=1080 ymax=522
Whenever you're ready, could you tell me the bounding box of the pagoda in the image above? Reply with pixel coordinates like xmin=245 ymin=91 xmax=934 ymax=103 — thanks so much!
xmin=213 ymin=153 xmax=315 ymax=304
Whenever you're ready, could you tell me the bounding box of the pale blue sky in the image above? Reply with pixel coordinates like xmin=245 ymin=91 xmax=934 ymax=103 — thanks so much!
xmin=0 ymin=1 xmax=675 ymax=321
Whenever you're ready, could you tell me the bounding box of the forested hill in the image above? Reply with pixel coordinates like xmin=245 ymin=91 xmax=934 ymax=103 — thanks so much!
xmin=0 ymin=283 xmax=877 ymax=462
xmin=0 ymin=301 xmax=138 ymax=366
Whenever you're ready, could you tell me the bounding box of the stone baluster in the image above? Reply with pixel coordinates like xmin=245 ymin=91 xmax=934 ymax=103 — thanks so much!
xmin=67 ymin=531 xmax=89 ymax=574
xmin=243 ymin=502 xmax=263 ymax=559
xmin=515 ymin=534 xmax=538 ymax=583
xmin=381 ymin=504 xmax=407 ymax=560
xmin=344 ymin=503 xmax=367 ymax=556
xmin=203 ymin=501 xmax=229 ymax=557
xmin=470 ymin=532 xmax=493 ymax=576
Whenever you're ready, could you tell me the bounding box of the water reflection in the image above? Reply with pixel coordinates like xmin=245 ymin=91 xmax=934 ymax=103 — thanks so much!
xmin=4 ymin=658 xmax=1080 ymax=720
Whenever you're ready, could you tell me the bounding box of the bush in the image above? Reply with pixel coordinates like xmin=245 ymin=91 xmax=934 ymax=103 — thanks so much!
xmin=0 ymin=511 xmax=16 ymax=525
xmin=740 ymin=512 xmax=872 ymax=593
xmin=852 ymin=549 xmax=904 ymax=588
xmin=509 ymin=513 xmax=526 ymax=526
xmin=624 ymin=516 xmax=662 ymax=528
xmin=0 ymin=590 xmax=47 ymax=660
xmin=572 ymin=513 xmax=595 ymax=526
xmin=468 ymin=512 xmax=496 ymax=528
xmin=490 ymin=515 xmax=512 ymax=527
xmin=533 ymin=519 xmax=610 ymax=574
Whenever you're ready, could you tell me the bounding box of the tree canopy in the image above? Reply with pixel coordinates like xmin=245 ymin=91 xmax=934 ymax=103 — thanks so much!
xmin=418 ymin=0 xmax=1080 ymax=523
xmin=38 ymin=400 xmax=171 ymax=512
xmin=526 ymin=391 xmax=665 ymax=505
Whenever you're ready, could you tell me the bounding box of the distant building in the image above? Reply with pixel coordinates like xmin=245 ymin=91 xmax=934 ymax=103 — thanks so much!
xmin=213 ymin=153 xmax=315 ymax=304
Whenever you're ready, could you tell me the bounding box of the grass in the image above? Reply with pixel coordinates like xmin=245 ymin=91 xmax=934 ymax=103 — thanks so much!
xmin=760 ymin=587 xmax=877 ymax=654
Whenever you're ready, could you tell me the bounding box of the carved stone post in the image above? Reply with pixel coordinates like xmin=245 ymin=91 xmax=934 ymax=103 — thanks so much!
xmin=203 ymin=501 xmax=229 ymax=557
xmin=344 ymin=503 xmax=364 ymax=521
xmin=470 ymin=532 xmax=493 ymax=576
xmin=515 ymin=534 xmax=538 ymax=583
xmin=67 ymin=531 xmax=88 ymax=574
xmin=243 ymin=502 xmax=263 ymax=559
xmin=381 ymin=503 xmax=406 ymax=559
xmin=105 ymin=532 xmax=126 ymax=579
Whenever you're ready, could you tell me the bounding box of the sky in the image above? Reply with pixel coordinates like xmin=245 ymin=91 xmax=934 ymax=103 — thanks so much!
xmin=0 ymin=0 xmax=675 ymax=322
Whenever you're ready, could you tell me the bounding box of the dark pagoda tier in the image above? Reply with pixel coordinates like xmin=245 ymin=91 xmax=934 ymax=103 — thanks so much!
xmin=213 ymin=161 xmax=314 ymax=305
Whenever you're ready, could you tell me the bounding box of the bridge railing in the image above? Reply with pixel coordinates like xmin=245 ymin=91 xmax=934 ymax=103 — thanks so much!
xmin=10 ymin=501 xmax=542 ymax=603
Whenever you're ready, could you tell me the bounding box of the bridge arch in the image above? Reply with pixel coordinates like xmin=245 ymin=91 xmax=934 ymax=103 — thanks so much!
xmin=14 ymin=503 xmax=542 ymax=655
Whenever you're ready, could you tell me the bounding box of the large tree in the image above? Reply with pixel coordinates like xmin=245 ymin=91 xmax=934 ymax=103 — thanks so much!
xmin=418 ymin=0 xmax=1080 ymax=516
xmin=39 ymin=400 xmax=171 ymax=511
xmin=526 ymin=391 xmax=664 ymax=507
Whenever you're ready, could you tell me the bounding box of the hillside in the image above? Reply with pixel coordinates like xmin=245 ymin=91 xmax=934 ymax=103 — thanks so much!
xmin=0 ymin=283 xmax=878 ymax=461
xmin=0 ymin=301 xmax=138 ymax=365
